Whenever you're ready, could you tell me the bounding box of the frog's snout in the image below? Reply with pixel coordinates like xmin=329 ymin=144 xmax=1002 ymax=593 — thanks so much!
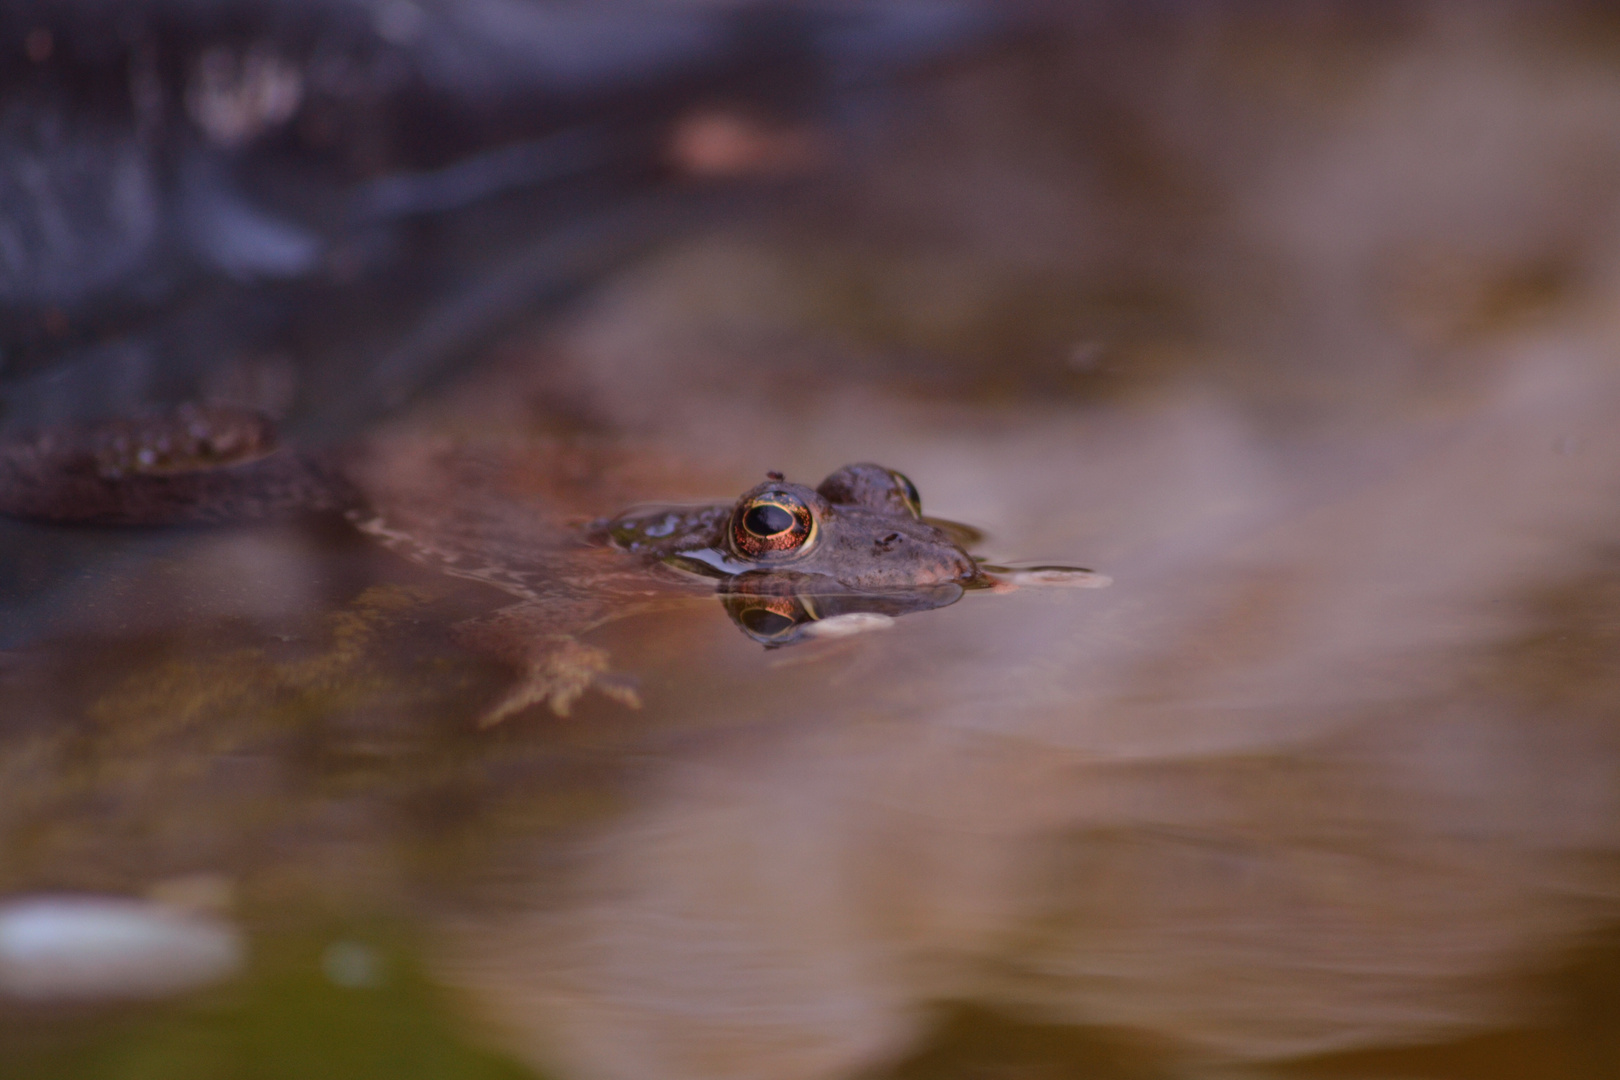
xmin=859 ymin=522 xmax=980 ymax=586
xmin=934 ymin=543 xmax=985 ymax=586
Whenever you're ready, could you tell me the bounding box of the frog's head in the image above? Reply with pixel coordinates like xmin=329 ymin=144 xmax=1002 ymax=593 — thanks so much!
xmin=724 ymin=463 xmax=981 ymax=590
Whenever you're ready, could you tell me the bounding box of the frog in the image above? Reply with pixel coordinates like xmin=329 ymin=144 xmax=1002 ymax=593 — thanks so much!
xmin=0 ymin=406 xmax=1042 ymax=721
xmin=593 ymin=463 xmax=981 ymax=589
xmin=590 ymin=462 xmax=986 ymax=649
xmin=350 ymin=455 xmax=991 ymax=718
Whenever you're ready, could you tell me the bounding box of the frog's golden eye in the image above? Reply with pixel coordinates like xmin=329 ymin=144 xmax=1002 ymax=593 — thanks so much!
xmin=731 ymin=491 xmax=816 ymax=560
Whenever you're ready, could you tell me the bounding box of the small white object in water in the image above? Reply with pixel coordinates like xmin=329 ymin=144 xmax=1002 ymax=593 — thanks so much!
xmin=0 ymin=895 xmax=244 ymax=1002
xmin=803 ymin=612 xmax=895 ymax=639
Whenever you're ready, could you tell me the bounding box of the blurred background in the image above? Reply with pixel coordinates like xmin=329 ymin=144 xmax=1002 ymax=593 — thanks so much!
xmin=5 ymin=2 xmax=1620 ymax=1078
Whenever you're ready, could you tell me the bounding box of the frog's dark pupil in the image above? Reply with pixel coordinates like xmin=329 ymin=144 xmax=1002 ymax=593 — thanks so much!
xmin=745 ymin=502 xmax=795 ymax=536
xmin=740 ymin=607 xmax=798 ymax=636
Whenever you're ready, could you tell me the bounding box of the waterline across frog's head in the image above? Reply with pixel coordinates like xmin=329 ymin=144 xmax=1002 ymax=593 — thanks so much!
xmin=601 ymin=463 xmax=982 ymax=592
xmin=721 ymin=464 xmax=981 ymax=590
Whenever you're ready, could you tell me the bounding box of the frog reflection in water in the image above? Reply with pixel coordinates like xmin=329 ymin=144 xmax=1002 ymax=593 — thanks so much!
xmin=0 ymin=407 xmax=1090 ymax=719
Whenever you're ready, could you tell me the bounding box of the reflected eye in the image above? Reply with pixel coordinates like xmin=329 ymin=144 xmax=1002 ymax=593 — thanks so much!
xmin=721 ymin=582 xmax=819 ymax=646
xmin=739 ymin=606 xmax=799 ymax=638
xmin=731 ymin=491 xmax=816 ymax=559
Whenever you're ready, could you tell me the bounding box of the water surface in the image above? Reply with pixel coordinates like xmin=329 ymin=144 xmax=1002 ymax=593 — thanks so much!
xmin=7 ymin=7 xmax=1620 ymax=1079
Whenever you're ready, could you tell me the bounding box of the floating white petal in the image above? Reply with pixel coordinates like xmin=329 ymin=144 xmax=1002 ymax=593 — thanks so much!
xmin=803 ymin=612 xmax=895 ymax=639
xmin=0 ymin=895 xmax=244 ymax=1002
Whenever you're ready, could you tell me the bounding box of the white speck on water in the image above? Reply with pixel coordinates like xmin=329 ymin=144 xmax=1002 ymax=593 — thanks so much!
xmin=803 ymin=612 xmax=895 ymax=638
xmin=0 ymin=895 xmax=243 ymax=1001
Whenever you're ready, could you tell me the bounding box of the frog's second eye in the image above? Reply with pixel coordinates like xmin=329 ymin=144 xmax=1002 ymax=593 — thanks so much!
xmin=732 ymin=492 xmax=816 ymax=559
xmin=889 ymin=470 xmax=922 ymax=517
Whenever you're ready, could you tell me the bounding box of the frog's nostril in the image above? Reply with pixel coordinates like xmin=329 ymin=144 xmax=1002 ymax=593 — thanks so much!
xmin=882 ymin=533 xmax=901 ymax=543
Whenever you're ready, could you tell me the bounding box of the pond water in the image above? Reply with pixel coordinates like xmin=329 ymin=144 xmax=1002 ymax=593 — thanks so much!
xmin=6 ymin=7 xmax=1620 ymax=1079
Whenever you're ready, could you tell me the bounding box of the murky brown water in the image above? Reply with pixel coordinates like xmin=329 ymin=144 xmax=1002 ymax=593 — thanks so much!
xmin=7 ymin=6 xmax=1620 ymax=1079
